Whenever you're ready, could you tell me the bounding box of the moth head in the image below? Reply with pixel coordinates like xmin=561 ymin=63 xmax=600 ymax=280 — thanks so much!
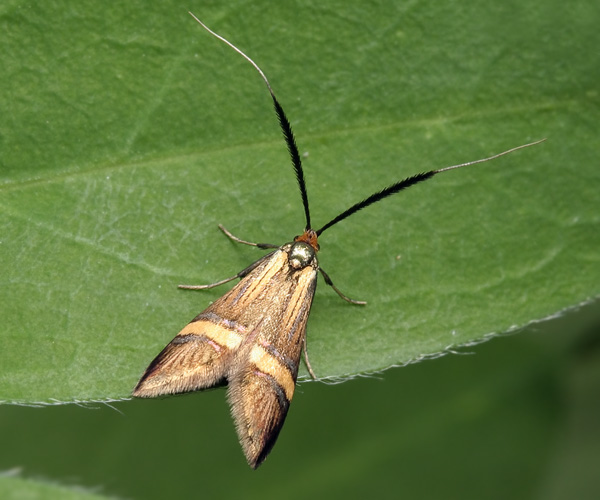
xmin=293 ymin=229 xmax=319 ymax=250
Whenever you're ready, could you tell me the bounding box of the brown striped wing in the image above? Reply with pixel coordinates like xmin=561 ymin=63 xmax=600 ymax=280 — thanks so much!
xmin=226 ymin=247 xmax=318 ymax=468
xmin=133 ymin=245 xmax=318 ymax=467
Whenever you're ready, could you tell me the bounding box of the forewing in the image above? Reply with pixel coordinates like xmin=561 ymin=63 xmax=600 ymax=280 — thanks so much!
xmin=226 ymin=253 xmax=318 ymax=468
xmin=133 ymin=251 xmax=279 ymax=398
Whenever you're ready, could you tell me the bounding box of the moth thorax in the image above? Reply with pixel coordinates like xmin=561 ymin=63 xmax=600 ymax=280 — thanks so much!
xmin=288 ymin=241 xmax=315 ymax=269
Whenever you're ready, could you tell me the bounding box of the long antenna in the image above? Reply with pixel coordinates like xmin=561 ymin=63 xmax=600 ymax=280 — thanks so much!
xmin=315 ymin=139 xmax=545 ymax=236
xmin=190 ymin=13 xmax=545 ymax=240
xmin=189 ymin=12 xmax=312 ymax=231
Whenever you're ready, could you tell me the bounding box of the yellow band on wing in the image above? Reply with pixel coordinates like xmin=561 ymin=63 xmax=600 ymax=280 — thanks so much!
xmin=249 ymin=344 xmax=295 ymax=401
xmin=179 ymin=320 xmax=245 ymax=350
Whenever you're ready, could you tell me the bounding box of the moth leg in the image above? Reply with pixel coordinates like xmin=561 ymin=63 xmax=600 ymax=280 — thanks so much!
xmin=179 ymin=251 xmax=276 ymax=290
xmin=303 ymin=336 xmax=317 ymax=380
xmin=319 ymin=268 xmax=367 ymax=305
xmin=219 ymin=224 xmax=279 ymax=249
xmin=178 ymin=275 xmax=240 ymax=290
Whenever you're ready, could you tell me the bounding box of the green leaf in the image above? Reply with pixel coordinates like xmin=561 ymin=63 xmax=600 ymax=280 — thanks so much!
xmin=1 ymin=0 xmax=598 ymax=406
xmin=0 ymin=473 xmax=110 ymax=500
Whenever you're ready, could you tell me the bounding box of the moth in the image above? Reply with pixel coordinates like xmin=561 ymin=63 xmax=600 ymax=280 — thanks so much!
xmin=133 ymin=12 xmax=544 ymax=469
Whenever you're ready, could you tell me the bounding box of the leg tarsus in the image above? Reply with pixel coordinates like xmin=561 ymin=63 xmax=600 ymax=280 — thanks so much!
xmin=178 ymin=275 xmax=239 ymax=290
xmin=303 ymin=336 xmax=317 ymax=380
xmin=218 ymin=224 xmax=278 ymax=249
xmin=319 ymin=268 xmax=367 ymax=305
xmin=179 ymin=248 xmax=275 ymax=290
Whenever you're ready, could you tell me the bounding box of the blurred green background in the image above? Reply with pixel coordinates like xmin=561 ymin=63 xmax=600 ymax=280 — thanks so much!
xmin=1 ymin=0 xmax=599 ymax=498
